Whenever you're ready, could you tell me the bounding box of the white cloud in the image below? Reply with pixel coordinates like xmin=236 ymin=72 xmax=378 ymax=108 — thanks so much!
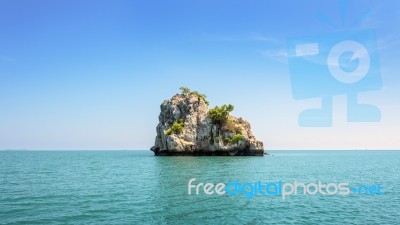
xmin=199 ymin=32 xmax=283 ymax=44
xmin=260 ymin=48 xmax=288 ymax=64
xmin=247 ymin=34 xmax=282 ymax=44
xmin=378 ymin=35 xmax=400 ymax=50
xmin=199 ymin=33 xmax=243 ymax=42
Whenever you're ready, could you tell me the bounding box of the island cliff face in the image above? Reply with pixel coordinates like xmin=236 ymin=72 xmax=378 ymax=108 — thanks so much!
xmin=150 ymin=91 xmax=264 ymax=156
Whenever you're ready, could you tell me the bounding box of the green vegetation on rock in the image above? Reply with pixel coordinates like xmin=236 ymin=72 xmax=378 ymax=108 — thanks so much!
xmin=179 ymin=87 xmax=209 ymax=105
xmin=230 ymin=134 xmax=244 ymax=144
xmin=221 ymin=117 xmax=244 ymax=134
xmin=165 ymin=119 xmax=184 ymax=135
xmin=222 ymin=134 xmax=245 ymax=145
xmin=208 ymin=104 xmax=234 ymax=125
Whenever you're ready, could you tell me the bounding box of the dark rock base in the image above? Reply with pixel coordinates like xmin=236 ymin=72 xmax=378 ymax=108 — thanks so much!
xmin=152 ymin=149 xmax=265 ymax=156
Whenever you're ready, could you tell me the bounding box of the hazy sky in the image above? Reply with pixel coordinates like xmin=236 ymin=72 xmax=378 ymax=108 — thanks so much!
xmin=1 ymin=0 xmax=399 ymax=150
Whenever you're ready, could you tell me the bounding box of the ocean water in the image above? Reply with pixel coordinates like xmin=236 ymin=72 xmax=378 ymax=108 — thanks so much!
xmin=0 ymin=150 xmax=399 ymax=224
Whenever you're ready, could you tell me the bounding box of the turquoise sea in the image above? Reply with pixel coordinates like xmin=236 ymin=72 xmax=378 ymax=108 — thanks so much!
xmin=0 ymin=150 xmax=399 ymax=224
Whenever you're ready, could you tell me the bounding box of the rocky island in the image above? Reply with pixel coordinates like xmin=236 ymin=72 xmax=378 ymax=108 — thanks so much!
xmin=150 ymin=87 xmax=264 ymax=156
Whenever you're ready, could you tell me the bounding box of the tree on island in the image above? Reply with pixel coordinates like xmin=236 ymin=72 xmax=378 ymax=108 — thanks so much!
xmin=179 ymin=87 xmax=209 ymax=105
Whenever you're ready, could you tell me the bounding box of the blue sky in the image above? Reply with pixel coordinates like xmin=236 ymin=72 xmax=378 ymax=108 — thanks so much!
xmin=1 ymin=0 xmax=399 ymax=150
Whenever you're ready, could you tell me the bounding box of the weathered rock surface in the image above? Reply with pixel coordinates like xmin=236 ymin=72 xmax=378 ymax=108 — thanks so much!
xmin=150 ymin=93 xmax=264 ymax=156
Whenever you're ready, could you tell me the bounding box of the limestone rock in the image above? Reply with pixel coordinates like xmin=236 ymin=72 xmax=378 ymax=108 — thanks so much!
xmin=150 ymin=92 xmax=264 ymax=156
